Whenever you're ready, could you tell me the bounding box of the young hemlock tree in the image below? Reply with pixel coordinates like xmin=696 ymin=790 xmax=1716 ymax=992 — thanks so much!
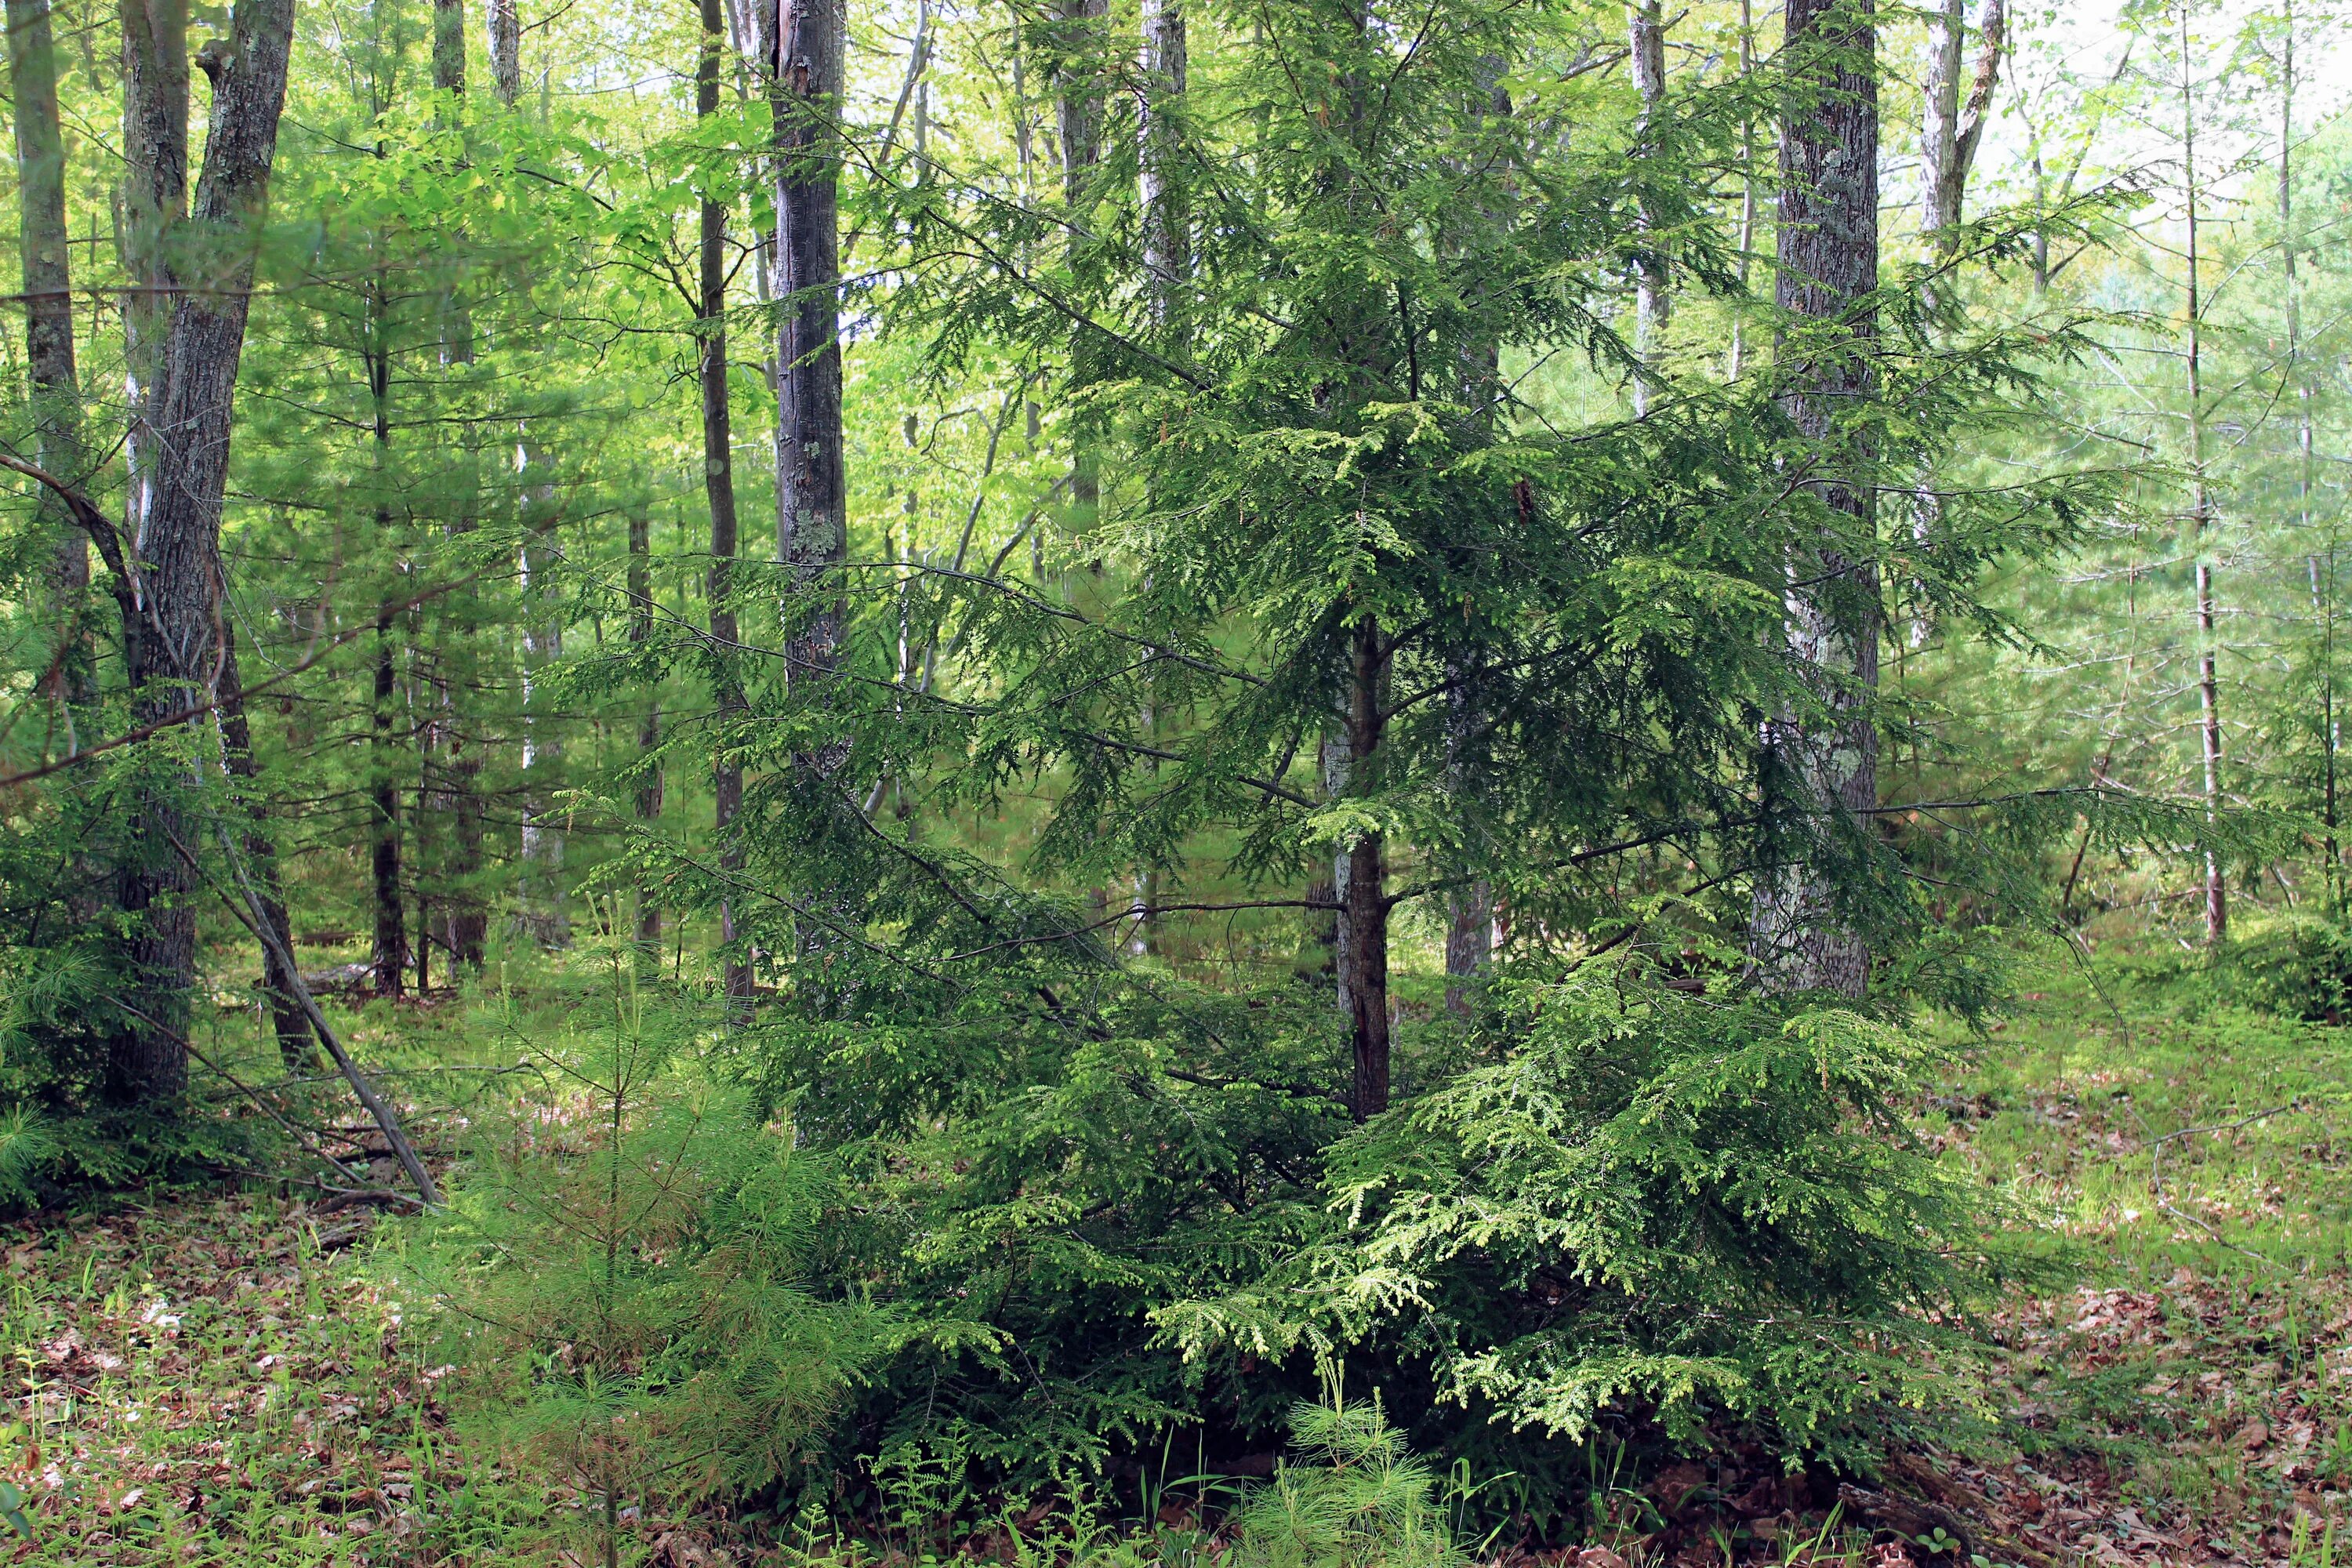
xmin=596 ymin=0 xmax=2116 ymax=1504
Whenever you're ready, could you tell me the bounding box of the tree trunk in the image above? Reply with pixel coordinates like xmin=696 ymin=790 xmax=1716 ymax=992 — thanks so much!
xmin=1055 ymin=0 xmax=1107 ymax=528
xmin=486 ymin=0 xmax=518 ymax=105
xmin=118 ymin=0 xmax=190 ymax=579
xmin=516 ymin=459 xmax=567 ymax=947
xmin=217 ymin=626 xmax=315 ymax=1073
xmin=433 ymin=0 xmax=465 ymax=95
xmin=1441 ymin=60 xmax=1510 ymax=1016
xmin=1749 ymin=0 xmax=1879 ymax=999
xmin=371 ymin=608 xmax=407 ymax=996
xmin=2180 ymin=0 xmax=2223 ymax=946
xmin=367 ymin=288 xmax=405 ymax=999
xmin=1908 ymin=0 xmax=2002 ymax=646
xmin=1919 ymin=0 xmax=2003 ymax=245
xmin=1138 ymin=0 xmax=1186 ymax=333
xmin=701 ymin=0 xmax=753 ymax=1009
xmin=1443 ymin=654 xmax=1490 ymax=1018
xmin=111 ymin=0 xmax=299 ymax=1104
xmin=1339 ymin=616 xmax=1390 ymax=1120
xmin=628 ymin=509 xmax=662 ymax=946
xmin=7 ymin=0 xmax=93 ymax=719
xmin=768 ymin=0 xmax=847 ymax=750
xmin=1626 ymin=0 xmax=1667 ymax=415
xmin=1728 ymin=0 xmax=1756 ymax=380
xmin=2279 ymin=3 xmax=2330 ymax=909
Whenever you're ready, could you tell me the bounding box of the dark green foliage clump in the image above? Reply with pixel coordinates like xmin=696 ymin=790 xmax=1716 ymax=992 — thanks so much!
xmin=1156 ymin=966 xmax=1998 ymax=1502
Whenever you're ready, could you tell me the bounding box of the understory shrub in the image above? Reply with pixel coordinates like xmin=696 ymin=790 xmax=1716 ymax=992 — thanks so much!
xmin=412 ymin=941 xmax=2009 ymax=1541
xmin=401 ymin=925 xmax=884 ymax=1555
xmin=2224 ymin=909 xmax=2352 ymax=1020
xmin=1155 ymin=964 xmax=2005 ymax=1504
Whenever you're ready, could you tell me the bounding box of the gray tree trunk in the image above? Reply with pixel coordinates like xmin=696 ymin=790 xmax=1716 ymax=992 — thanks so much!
xmin=766 ymin=0 xmax=847 ymax=759
xmin=486 ymin=0 xmax=518 ymax=105
xmin=1626 ymin=0 xmax=1668 ymax=414
xmin=111 ymin=0 xmax=299 ymax=1103
xmin=217 ymin=626 xmax=315 ymax=1072
xmin=1138 ymin=0 xmax=1185 ymax=332
xmin=1056 ymin=0 xmax=1107 ymax=528
xmin=695 ymin=0 xmax=751 ymax=1003
xmin=628 ymin=510 xmax=662 ymax=945
xmin=1919 ymin=0 xmax=2003 ymax=247
xmin=7 ymin=0 xmax=93 ymax=717
xmin=1750 ymin=0 xmax=1879 ymax=999
xmin=1339 ymin=618 xmax=1390 ymax=1120
xmin=1907 ymin=0 xmax=2001 ymax=647
xmin=433 ymin=0 xmax=465 ymax=95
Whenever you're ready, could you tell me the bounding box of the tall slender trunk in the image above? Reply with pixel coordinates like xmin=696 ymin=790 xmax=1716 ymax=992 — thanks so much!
xmin=2180 ymin=0 xmax=2223 ymax=946
xmin=627 ymin=510 xmax=662 ymax=945
xmin=371 ymin=609 xmax=407 ymax=996
xmin=119 ymin=0 xmax=189 ymax=585
xmin=1626 ymin=0 xmax=1666 ymax=414
xmin=1138 ymin=0 xmax=1186 ymax=333
xmin=433 ymin=0 xmax=466 ymax=96
xmin=1727 ymin=0 xmax=1755 ymax=380
xmin=1749 ymin=0 xmax=1880 ymax=999
xmin=1909 ymin=0 xmax=2002 ymax=647
xmin=8 ymin=0 xmax=93 ymax=720
xmin=111 ymin=0 xmax=299 ymax=1103
xmin=477 ymin=0 xmax=563 ymax=945
xmin=486 ymin=0 xmax=518 ymax=104
xmin=699 ymin=0 xmax=752 ymax=1007
xmin=768 ymin=0 xmax=848 ymax=751
xmin=1339 ymin=616 xmax=1389 ymax=1120
xmin=1443 ymin=653 xmax=1492 ymax=1018
xmin=516 ymin=462 xmax=567 ymax=946
xmin=1055 ymin=0 xmax=1108 ymax=529
xmin=367 ymin=274 xmax=406 ymax=998
xmin=2278 ymin=3 xmax=2328 ymax=908
xmin=1443 ymin=60 xmax=1512 ymax=1016
xmin=218 ymin=626 xmax=314 ymax=1071
xmin=427 ymin=0 xmax=485 ymax=968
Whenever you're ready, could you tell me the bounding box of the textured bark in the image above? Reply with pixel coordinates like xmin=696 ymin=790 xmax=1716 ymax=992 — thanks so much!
xmin=1918 ymin=0 xmax=2003 ymax=248
xmin=515 ymin=447 xmax=567 ymax=947
xmin=1055 ymin=0 xmax=1107 ymax=524
xmin=1443 ymin=653 xmax=1490 ymax=1018
xmin=8 ymin=0 xmax=93 ymax=715
xmin=486 ymin=0 xmax=518 ymax=106
xmin=1908 ymin=0 xmax=2000 ymax=648
xmin=2180 ymin=1 xmax=2223 ymax=945
xmin=432 ymin=0 xmax=465 ymax=93
xmin=1138 ymin=0 xmax=1186 ymax=332
xmin=699 ymin=0 xmax=750 ymax=1005
xmin=765 ymin=0 xmax=847 ymax=745
xmin=1339 ymin=617 xmax=1390 ymax=1121
xmin=1750 ymin=0 xmax=1878 ymax=999
xmin=626 ymin=509 xmax=662 ymax=945
xmin=370 ymin=612 xmax=407 ymax=996
xmin=217 ymin=629 xmax=314 ymax=1073
xmin=118 ymin=0 xmax=190 ymax=574
xmin=111 ymin=0 xmax=299 ymax=1103
xmin=1626 ymin=0 xmax=1668 ymax=414
xmin=1440 ymin=64 xmax=1510 ymax=1014
xmin=367 ymin=289 xmax=405 ymax=998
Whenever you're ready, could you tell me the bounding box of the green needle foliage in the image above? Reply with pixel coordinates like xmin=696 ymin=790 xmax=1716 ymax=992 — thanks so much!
xmin=404 ymin=918 xmax=883 ymax=1551
xmin=1157 ymin=964 xmax=2005 ymax=1497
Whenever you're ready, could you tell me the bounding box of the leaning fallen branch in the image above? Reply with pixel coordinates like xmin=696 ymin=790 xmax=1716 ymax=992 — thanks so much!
xmin=169 ymin=821 xmax=443 ymax=1207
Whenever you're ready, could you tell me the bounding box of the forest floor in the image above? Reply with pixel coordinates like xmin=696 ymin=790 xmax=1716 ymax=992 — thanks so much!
xmin=5 ymin=959 xmax=2352 ymax=1567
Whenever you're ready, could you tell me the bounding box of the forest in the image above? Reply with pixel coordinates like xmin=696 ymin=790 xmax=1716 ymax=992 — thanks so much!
xmin=2 ymin=0 xmax=2352 ymax=1561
